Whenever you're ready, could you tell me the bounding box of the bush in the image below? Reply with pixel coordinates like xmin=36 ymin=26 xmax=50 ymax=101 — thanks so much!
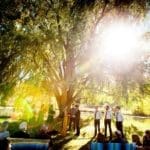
xmin=7 ymin=121 xmax=21 ymax=137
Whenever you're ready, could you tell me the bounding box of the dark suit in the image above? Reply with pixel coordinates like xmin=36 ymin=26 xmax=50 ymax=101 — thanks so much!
xmin=75 ymin=109 xmax=80 ymax=136
xmin=69 ymin=107 xmax=76 ymax=131
xmin=115 ymin=111 xmax=124 ymax=137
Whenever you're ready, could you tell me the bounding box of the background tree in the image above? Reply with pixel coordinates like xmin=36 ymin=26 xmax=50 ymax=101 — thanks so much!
xmin=0 ymin=0 xmax=150 ymax=134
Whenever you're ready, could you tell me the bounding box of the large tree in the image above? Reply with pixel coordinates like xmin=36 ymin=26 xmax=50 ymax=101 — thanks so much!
xmin=0 ymin=1 xmax=149 ymax=134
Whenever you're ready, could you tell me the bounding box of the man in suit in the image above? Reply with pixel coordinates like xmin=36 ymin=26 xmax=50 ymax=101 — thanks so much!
xmin=104 ymin=105 xmax=112 ymax=140
xmin=68 ymin=104 xmax=76 ymax=131
xmin=75 ymin=105 xmax=80 ymax=136
xmin=94 ymin=106 xmax=101 ymax=137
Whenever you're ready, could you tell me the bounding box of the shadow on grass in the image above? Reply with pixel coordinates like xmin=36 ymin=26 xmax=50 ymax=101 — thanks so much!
xmin=53 ymin=133 xmax=95 ymax=150
xmin=53 ymin=135 xmax=73 ymax=150
xmin=78 ymin=137 xmax=95 ymax=150
xmin=80 ymin=117 xmax=93 ymax=128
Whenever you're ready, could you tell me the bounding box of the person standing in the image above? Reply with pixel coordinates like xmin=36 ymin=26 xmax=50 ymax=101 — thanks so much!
xmin=75 ymin=105 xmax=80 ymax=136
xmin=143 ymin=130 xmax=150 ymax=148
xmin=104 ymin=105 xmax=112 ymax=140
xmin=115 ymin=106 xmax=124 ymax=137
xmin=68 ymin=105 xmax=76 ymax=131
xmin=94 ymin=106 xmax=101 ymax=137
xmin=0 ymin=121 xmax=10 ymax=150
xmin=0 ymin=121 xmax=10 ymax=140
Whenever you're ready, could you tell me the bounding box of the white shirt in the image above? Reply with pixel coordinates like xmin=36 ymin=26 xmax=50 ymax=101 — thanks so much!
xmin=115 ymin=111 xmax=123 ymax=122
xmin=105 ymin=110 xmax=112 ymax=119
xmin=95 ymin=111 xmax=101 ymax=120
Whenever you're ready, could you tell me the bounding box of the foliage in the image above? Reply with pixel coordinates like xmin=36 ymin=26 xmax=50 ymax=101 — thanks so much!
xmin=0 ymin=0 xmax=149 ymax=123
xmin=47 ymin=105 xmax=55 ymax=123
xmin=7 ymin=121 xmax=22 ymax=137
xmin=9 ymin=82 xmax=52 ymax=121
xmin=124 ymin=125 xmax=143 ymax=141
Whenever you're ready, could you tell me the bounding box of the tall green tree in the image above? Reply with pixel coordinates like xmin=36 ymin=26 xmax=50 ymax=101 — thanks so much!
xmin=0 ymin=0 xmax=149 ymax=120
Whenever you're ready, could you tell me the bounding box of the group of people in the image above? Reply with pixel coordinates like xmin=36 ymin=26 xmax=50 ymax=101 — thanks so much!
xmin=68 ymin=104 xmax=80 ymax=136
xmin=132 ymin=131 xmax=150 ymax=149
xmin=0 ymin=121 xmax=54 ymax=150
xmin=94 ymin=105 xmax=150 ymax=149
xmin=0 ymin=104 xmax=149 ymax=150
xmin=68 ymin=104 xmax=150 ymax=149
xmin=95 ymin=129 xmax=150 ymax=149
xmin=68 ymin=104 xmax=123 ymax=139
xmin=94 ymin=105 xmax=123 ymax=139
xmin=0 ymin=121 xmax=31 ymax=149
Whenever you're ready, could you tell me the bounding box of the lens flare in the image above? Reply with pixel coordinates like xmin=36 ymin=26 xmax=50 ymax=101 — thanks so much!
xmin=101 ymin=22 xmax=140 ymax=62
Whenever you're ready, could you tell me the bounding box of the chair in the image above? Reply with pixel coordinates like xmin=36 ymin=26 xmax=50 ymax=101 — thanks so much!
xmin=125 ymin=143 xmax=136 ymax=150
xmin=107 ymin=143 xmax=121 ymax=150
xmin=11 ymin=143 xmax=48 ymax=150
xmin=90 ymin=142 xmax=136 ymax=150
xmin=90 ymin=142 xmax=103 ymax=150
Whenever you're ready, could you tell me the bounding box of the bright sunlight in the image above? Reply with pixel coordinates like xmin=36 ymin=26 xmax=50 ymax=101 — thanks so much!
xmin=101 ymin=22 xmax=141 ymax=62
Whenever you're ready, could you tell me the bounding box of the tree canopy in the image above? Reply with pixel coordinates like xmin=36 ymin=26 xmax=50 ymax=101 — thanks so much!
xmin=0 ymin=0 xmax=150 ymax=119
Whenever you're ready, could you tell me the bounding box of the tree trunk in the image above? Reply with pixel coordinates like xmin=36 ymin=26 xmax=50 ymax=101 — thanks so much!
xmin=55 ymin=44 xmax=75 ymax=135
xmin=61 ymin=108 xmax=69 ymax=136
